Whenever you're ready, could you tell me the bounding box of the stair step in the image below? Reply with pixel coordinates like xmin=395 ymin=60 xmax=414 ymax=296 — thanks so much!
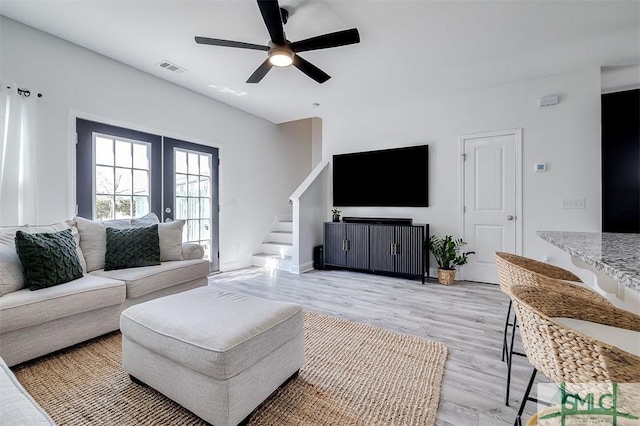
xmin=272 ymin=230 xmax=292 ymax=234
xmin=263 ymin=241 xmax=292 ymax=246
xmin=252 ymin=253 xmax=292 ymax=272
xmin=253 ymin=252 xmax=292 ymax=261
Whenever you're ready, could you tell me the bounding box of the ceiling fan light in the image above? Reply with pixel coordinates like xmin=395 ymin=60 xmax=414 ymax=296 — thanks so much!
xmin=269 ymin=49 xmax=294 ymax=67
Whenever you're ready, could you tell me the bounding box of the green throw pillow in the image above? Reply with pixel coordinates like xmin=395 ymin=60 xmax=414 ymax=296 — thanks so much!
xmin=104 ymin=225 xmax=161 ymax=271
xmin=15 ymin=229 xmax=84 ymax=290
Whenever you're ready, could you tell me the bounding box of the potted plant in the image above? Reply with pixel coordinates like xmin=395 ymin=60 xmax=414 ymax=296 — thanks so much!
xmin=331 ymin=208 xmax=341 ymax=222
xmin=428 ymin=235 xmax=475 ymax=285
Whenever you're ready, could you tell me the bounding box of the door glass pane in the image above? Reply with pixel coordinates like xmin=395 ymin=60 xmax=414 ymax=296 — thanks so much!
xmin=132 ymin=170 xmax=149 ymax=196
xmin=132 ymin=196 xmax=149 ymax=217
xmin=95 ymin=137 xmax=113 ymax=166
xmin=201 ymin=240 xmax=211 ymax=260
xmin=176 ymin=197 xmax=187 ymax=219
xmin=115 ymin=168 xmax=132 ymax=195
xmin=115 ymin=140 xmax=132 ymax=168
xmin=188 ymin=153 xmax=199 ymax=175
xmin=199 ymin=155 xmax=210 ymax=176
xmin=176 ymin=174 xmax=187 ymax=196
xmin=188 ymin=198 xmax=199 ymax=219
xmin=200 ymin=220 xmax=210 ymax=241
xmin=200 ymin=198 xmax=210 ymax=218
xmin=188 ymin=175 xmax=199 ymax=196
xmin=115 ymin=196 xmax=132 ymax=218
xmin=133 ymin=143 xmax=149 ymax=169
xmin=199 ymin=176 xmax=210 ymax=197
xmin=96 ymin=166 xmax=114 ymax=194
xmin=188 ymin=220 xmax=199 ymax=241
xmin=175 ymin=151 xmax=188 ymax=174
xmin=96 ymin=195 xmax=113 ymax=220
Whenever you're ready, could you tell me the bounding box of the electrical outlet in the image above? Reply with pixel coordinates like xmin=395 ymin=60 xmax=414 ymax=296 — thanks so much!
xmin=561 ymin=199 xmax=586 ymax=209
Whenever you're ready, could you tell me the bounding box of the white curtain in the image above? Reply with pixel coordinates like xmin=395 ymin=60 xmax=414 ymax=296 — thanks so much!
xmin=0 ymin=86 xmax=39 ymax=225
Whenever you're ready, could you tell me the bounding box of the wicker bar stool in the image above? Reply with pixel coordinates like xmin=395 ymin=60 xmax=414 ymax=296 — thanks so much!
xmin=509 ymin=278 xmax=640 ymax=426
xmin=494 ymin=252 xmax=587 ymax=406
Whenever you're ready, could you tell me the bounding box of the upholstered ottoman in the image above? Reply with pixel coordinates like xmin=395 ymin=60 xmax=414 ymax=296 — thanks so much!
xmin=120 ymin=287 xmax=304 ymax=426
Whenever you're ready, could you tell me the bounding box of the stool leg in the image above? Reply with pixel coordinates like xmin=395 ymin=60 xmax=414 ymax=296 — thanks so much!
xmin=502 ymin=300 xmax=513 ymax=362
xmin=505 ymin=313 xmax=520 ymax=405
xmin=514 ymin=368 xmax=537 ymax=426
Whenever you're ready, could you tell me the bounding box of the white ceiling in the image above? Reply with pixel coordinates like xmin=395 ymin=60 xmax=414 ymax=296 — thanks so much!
xmin=1 ymin=0 xmax=638 ymax=124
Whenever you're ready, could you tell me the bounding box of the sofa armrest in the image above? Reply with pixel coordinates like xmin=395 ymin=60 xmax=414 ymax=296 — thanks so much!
xmin=182 ymin=243 xmax=205 ymax=260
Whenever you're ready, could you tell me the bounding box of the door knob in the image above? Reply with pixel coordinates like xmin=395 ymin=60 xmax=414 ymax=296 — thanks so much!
xmin=507 ymin=215 xmax=514 ymax=220
xmin=165 ymin=207 xmax=172 ymax=213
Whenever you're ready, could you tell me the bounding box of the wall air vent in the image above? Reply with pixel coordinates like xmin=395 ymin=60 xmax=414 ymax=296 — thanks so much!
xmin=157 ymin=60 xmax=187 ymax=74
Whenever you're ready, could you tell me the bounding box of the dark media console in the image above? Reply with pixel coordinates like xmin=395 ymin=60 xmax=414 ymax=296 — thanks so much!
xmin=323 ymin=220 xmax=429 ymax=283
xmin=342 ymin=217 xmax=413 ymax=225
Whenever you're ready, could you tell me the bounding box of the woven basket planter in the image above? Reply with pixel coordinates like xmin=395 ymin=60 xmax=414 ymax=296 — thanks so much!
xmin=437 ymin=268 xmax=456 ymax=285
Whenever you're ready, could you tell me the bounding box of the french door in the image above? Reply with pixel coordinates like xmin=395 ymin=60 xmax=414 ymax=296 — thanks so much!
xmin=163 ymin=137 xmax=219 ymax=271
xmin=76 ymin=119 xmax=219 ymax=271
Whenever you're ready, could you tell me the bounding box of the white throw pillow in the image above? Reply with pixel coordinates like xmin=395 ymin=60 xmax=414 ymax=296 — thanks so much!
xmin=552 ymin=317 xmax=640 ymax=357
xmin=131 ymin=212 xmax=160 ymax=227
xmin=158 ymin=220 xmax=184 ymax=261
xmin=74 ymin=216 xmax=107 ymax=272
xmin=0 ymin=227 xmax=25 ymax=296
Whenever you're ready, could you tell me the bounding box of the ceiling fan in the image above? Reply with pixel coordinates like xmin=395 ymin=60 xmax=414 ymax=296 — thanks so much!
xmin=195 ymin=0 xmax=360 ymax=84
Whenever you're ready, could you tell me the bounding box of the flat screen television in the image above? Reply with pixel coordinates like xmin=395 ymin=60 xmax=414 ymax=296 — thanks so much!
xmin=333 ymin=145 xmax=429 ymax=207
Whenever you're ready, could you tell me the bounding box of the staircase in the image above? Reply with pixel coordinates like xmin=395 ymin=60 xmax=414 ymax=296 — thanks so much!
xmin=251 ymin=216 xmax=293 ymax=272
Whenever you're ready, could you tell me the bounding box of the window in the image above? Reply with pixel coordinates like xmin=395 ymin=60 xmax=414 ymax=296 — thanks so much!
xmin=94 ymin=134 xmax=151 ymax=220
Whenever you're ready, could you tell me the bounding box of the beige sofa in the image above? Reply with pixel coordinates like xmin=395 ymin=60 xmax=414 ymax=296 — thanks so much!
xmin=0 ymin=215 xmax=210 ymax=367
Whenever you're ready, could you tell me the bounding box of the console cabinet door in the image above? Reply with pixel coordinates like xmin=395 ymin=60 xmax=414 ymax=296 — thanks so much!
xmin=395 ymin=226 xmax=425 ymax=277
xmin=345 ymin=224 xmax=370 ymax=270
xmin=369 ymin=225 xmax=395 ymax=273
xmin=324 ymin=223 xmax=346 ymax=266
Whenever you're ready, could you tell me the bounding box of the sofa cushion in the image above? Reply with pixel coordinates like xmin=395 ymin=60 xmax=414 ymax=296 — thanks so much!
xmin=91 ymin=259 xmax=210 ymax=299
xmin=0 ymin=356 xmax=54 ymax=425
xmin=0 ymin=274 xmax=125 ymax=334
xmin=104 ymin=225 xmax=160 ymax=271
xmin=15 ymin=229 xmax=84 ymax=290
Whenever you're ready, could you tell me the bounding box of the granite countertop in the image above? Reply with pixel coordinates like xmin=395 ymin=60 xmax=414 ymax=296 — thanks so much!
xmin=537 ymin=231 xmax=640 ymax=293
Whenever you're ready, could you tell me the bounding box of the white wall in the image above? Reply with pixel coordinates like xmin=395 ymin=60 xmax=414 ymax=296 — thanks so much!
xmin=601 ymin=65 xmax=640 ymax=94
xmin=322 ymin=67 xmax=602 ymax=276
xmin=0 ymin=17 xmax=312 ymax=271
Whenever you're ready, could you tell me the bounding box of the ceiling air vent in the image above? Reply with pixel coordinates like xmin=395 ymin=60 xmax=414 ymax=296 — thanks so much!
xmin=157 ymin=60 xmax=187 ymax=74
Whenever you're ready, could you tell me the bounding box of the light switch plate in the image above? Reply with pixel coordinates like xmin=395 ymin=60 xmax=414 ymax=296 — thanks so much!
xmin=534 ymin=163 xmax=547 ymax=172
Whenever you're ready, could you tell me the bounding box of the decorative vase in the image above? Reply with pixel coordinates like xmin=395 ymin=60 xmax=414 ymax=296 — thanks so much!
xmin=332 ymin=214 xmax=340 ymax=223
xmin=437 ymin=268 xmax=456 ymax=285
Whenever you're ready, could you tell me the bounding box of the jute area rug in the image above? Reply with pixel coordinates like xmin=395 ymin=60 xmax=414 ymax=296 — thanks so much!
xmin=13 ymin=311 xmax=448 ymax=425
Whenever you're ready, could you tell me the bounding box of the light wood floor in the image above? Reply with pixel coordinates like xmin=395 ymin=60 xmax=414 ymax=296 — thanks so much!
xmin=209 ymin=267 xmax=545 ymax=426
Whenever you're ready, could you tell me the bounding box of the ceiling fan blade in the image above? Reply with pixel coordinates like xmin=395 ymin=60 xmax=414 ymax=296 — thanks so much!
xmin=291 ymin=28 xmax=360 ymax=53
xmin=247 ymin=59 xmax=274 ymax=83
xmin=257 ymin=0 xmax=286 ymax=45
xmin=293 ymin=55 xmax=330 ymax=84
xmin=195 ymin=37 xmax=269 ymax=51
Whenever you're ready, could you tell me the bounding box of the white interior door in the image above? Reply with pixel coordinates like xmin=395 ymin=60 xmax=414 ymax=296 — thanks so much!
xmin=460 ymin=129 xmax=522 ymax=283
